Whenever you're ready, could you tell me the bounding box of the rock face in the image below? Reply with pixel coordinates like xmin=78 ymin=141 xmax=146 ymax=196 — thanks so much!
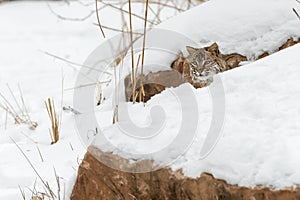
xmin=71 ymin=146 xmax=300 ymax=200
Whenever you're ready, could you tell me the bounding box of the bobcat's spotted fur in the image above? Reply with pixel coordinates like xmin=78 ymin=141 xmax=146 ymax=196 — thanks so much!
xmin=186 ymin=46 xmax=223 ymax=84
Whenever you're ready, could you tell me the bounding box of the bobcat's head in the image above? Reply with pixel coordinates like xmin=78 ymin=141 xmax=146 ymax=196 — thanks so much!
xmin=186 ymin=46 xmax=218 ymax=82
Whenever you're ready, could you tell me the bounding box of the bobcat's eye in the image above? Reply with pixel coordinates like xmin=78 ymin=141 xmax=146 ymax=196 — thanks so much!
xmin=204 ymin=60 xmax=213 ymax=66
xmin=191 ymin=61 xmax=197 ymax=67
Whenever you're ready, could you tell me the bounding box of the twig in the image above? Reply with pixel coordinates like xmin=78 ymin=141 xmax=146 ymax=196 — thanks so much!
xmin=41 ymin=51 xmax=112 ymax=76
xmin=128 ymin=0 xmax=136 ymax=103
xmin=96 ymin=80 xmax=102 ymax=106
xmin=0 ymin=92 xmax=19 ymax=120
xmin=139 ymin=0 xmax=149 ymax=102
xmin=64 ymin=80 xmax=111 ymax=91
xmin=101 ymin=1 xmax=157 ymax=25
xmin=93 ymin=23 xmax=143 ymax=35
xmin=20 ymin=131 xmax=37 ymax=144
xmin=45 ymin=98 xmax=60 ymax=145
xmin=4 ymin=107 xmax=7 ymax=130
xmin=135 ymin=54 xmax=141 ymax=78
xmin=18 ymin=84 xmax=31 ymax=123
xmin=11 ymin=137 xmax=57 ymax=199
xmin=95 ymin=0 xmax=106 ymax=38
xmin=293 ymin=8 xmax=300 ymax=20
xmin=0 ymin=88 xmax=37 ymax=130
xmin=59 ymin=69 xmax=64 ymax=133
xmin=69 ymin=142 xmax=74 ymax=151
xmin=47 ymin=3 xmax=96 ymax=21
xmin=53 ymin=167 xmax=61 ymax=200
xmin=62 ymin=106 xmax=81 ymax=115
xmin=7 ymin=84 xmax=26 ymax=120
xmin=36 ymin=145 xmax=44 ymax=162
xmin=113 ymin=61 xmax=119 ymax=123
xmin=18 ymin=185 xmax=26 ymax=200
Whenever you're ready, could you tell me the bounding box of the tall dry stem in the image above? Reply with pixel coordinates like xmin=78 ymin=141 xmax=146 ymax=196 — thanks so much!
xmin=95 ymin=0 xmax=106 ymax=38
xmin=45 ymin=98 xmax=60 ymax=145
xmin=128 ymin=0 xmax=136 ymax=103
xmin=138 ymin=0 xmax=149 ymax=102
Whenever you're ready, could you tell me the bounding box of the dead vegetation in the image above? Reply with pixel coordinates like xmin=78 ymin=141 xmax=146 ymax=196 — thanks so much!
xmin=0 ymin=85 xmax=38 ymax=130
xmin=45 ymin=98 xmax=60 ymax=145
xmin=293 ymin=0 xmax=300 ymax=20
xmin=11 ymin=138 xmax=65 ymax=200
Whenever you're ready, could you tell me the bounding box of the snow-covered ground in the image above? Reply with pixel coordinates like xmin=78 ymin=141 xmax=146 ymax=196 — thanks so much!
xmin=1 ymin=0 xmax=300 ymax=199
xmin=0 ymin=2 xmax=99 ymax=199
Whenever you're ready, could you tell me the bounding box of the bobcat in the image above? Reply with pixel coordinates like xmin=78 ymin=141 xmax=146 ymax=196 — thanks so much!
xmin=172 ymin=43 xmax=247 ymax=87
xmin=186 ymin=46 xmax=221 ymax=85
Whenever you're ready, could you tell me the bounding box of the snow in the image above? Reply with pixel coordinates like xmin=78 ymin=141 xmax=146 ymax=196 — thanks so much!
xmin=160 ymin=0 xmax=300 ymax=59
xmin=1 ymin=0 xmax=300 ymax=199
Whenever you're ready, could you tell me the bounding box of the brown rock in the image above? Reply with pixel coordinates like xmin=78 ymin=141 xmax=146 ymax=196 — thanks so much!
xmin=279 ymin=38 xmax=295 ymax=51
xmin=125 ymin=70 xmax=188 ymax=102
xmin=258 ymin=38 xmax=300 ymax=60
xmin=222 ymin=53 xmax=248 ymax=70
xmin=257 ymin=52 xmax=270 ymax=60
xmin=71 ymin=146 xmax=300 ymax=200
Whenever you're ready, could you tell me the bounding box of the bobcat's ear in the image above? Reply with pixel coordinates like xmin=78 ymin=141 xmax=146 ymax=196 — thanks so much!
xmin=186 ymin=46 xmax=198 ymax=55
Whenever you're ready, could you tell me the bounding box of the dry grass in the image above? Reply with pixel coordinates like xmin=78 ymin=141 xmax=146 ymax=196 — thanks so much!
xmin=293 ymin=0 xmax=300 ymax=20
xmin=11 ymin=138 xmax=62 ymax=200
xmin=293 ymin=8 xmax=300 ymax=20
xmin=45 ymin=98 xmax=60 ymax=145
xmin=138 ymin=0 xmax=149 ymax=102
xmin=128 ymin=0 xmax=137 ymax=103
xmin=95 ymin=0 xmax=105 ymax=38
xmin=25 ymin=168 xmax=64 ymax=200
xmin=0 ymin=85 xmax=38 ymax=130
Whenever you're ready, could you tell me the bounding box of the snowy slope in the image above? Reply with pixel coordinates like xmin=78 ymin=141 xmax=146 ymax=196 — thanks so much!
xmin=160 ymin=0 xmax=300 ymax=59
